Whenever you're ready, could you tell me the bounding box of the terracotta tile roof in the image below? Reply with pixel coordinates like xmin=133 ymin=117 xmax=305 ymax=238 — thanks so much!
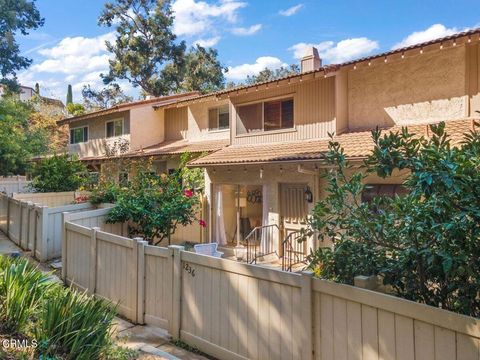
xmin=157 ymin=28 xmax=480 ymax=109
xmin=57 ymin=91 xmax=200 ymax=125
xmin=79 ymin=138 xmax=229 ymax=162
xmin=189 ymin=119 xmax=478 ymax=166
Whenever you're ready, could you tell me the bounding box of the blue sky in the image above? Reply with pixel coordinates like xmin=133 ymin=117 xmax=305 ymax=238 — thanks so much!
xmin=17 ymin=0 xmax=480 ymax=102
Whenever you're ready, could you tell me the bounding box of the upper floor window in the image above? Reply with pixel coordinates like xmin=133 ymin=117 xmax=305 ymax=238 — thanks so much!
xmin=106 ymin=119 xmax=124 ymax=138
xmin=70 ymin=126 xmax=88 ymax=144
xmin=236 ymin=97 xmax=294 ymax=135
xmin=208 ymin=105 xmax=229 ymax=131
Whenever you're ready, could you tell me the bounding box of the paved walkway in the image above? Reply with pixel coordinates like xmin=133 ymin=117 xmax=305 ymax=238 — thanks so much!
xmin=0 ymin=230 xmax=21 ymax=255
xmin=0 ymin=231 xmax=211 ymax=360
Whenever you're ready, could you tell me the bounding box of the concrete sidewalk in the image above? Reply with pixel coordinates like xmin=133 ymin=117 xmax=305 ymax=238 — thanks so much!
xmin=0 ymin=230 xmax=21 ymax=255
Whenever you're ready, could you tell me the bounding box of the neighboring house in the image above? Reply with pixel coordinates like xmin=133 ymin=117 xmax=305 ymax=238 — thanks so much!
xmin=0 ymin=84 xmax=65 ymax=115
xmin=179 ymin=28 xmax=480 ymax=264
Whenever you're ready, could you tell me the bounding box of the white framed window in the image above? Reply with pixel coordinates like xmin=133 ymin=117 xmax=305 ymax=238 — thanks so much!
xmin=70 ymin=126 xmax=88 ymax=144
xmin=106 ymin=118 xmax=124 ymax=138
xmin=208 ymin=105 xmax=229 ymax=131
xmin=236 ymin=97 xmax=294 ymax=135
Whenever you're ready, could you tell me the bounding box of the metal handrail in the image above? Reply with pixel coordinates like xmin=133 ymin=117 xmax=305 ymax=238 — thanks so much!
xmin=245 ymin=224 xmax=279 ymax=264
xmin=282 ymin=230 xmax=306 ymax=272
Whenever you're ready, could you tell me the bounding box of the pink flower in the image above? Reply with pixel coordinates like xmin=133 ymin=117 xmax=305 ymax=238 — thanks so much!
xmin=199 ymin=219 xmax=207 ymax=228
xmin=184 ymin=189 xmax=194 ymax=198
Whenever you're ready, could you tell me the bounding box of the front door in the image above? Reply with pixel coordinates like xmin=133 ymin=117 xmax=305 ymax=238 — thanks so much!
xmin=279 ymin=183 xmax=309 ymax=257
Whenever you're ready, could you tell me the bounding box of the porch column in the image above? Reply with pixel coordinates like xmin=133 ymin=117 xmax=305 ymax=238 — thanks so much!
xmin=266 ymin=182 xmax=281 ymax=254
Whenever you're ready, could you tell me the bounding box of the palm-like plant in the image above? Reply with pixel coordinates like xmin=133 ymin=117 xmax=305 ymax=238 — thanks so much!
xmin=0 ymin=257 xmax=53 ymax=333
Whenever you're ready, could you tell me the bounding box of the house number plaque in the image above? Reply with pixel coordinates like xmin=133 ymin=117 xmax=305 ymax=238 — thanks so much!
xmin=183 ymin=263 xmax=195 ymax=277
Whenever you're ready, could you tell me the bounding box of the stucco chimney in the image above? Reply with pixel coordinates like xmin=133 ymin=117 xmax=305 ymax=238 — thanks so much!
xmin=300 ymin=46 xmax=322 ymax=73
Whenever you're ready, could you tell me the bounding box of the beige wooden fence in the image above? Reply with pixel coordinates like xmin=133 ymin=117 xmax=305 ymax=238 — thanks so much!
xmin=62 ymin=217 xmax=480 ymax=360
xmin=0 ymin=176 xmax=30 ymax=195
xmin=0 ymin=192 xmax=92 ymax=261
xmin=12 ymin=191 xmax=79 ymax=208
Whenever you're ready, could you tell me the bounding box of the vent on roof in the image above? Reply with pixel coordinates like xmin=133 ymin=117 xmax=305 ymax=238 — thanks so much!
xmin=301 ymin=46 xmax=322 ymax=73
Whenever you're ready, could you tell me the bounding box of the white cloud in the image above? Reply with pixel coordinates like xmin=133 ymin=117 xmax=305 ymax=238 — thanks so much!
xmin=226 ymin=56 xmax=287 ymax=80
xmin=20 ymin=32 xmax=136 ymax=101
xmin=289 ymin=37 xmax=379 ymax=63
xmin=172 ymin=0 xmax=246 ymax=37
xmin=38 ymin=32 xmax=115 ymax=58
xmin=194 ymin=36 xmax=221 ymax=47
xmin=392 ymin=24 xmax=461 ymax=49
xmin=279 ymin=4 xmax=303 ymax=16
xmin=231 ymin=24 xmax=262 ymax=36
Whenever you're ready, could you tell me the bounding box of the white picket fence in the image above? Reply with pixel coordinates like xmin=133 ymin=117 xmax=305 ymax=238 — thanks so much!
xmin=0 ymin=176 xmax=31 ymax=195
xmin=62 ymin=216 xmax=480 ymax=360
xmin=0 ymin=192 xmax=92 ymax=261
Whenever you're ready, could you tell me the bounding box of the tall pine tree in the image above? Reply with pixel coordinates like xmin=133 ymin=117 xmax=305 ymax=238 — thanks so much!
xmin=66 ymin=84 xmax=73 ymax=105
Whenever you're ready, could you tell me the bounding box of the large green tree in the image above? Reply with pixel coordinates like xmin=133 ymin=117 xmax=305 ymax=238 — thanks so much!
xmin=180 ymin=45 xmax=226 ymax=94
xmin=98 ymin=0 xmax=225 ymax=96
xmin=0 ymin=0 xmax=44 ymax=89
xmin=98 ymin=0 xmax=186 ymax=96
xmin=0 ymin=97 xmax=49 ymax=175
xmin=244 ymin=65 xmax=299 ymax=85
xmin=82 ymin=83 xmax=133 ymax=110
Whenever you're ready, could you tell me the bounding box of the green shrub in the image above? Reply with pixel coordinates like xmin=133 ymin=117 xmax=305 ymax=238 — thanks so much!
xmin=30 ymin=154 xmax=88 ymax=192
xmin=306 ymin=122 xmax=480 ymax=317
xmin=106 ymin=171 xmax=200 ymax=245
xmin=89 ymin=181 xmax=121 ymax=205
xmin=0 ymin=257 xmax=53 ymax=333
xmin=35 ymin=287 xmax=116 ymax=360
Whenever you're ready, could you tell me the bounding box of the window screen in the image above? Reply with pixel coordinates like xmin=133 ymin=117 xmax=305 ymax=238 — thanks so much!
xmin=70 ymin=127 xmax=88 ymax=144
xmin=106 ymin=119 xmax=123 ymax=138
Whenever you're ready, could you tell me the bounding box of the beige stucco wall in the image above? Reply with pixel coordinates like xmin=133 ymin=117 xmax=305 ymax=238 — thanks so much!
xmin=129 ymin=106 xmax=164 ymax=150
xmin=348 ymin=46 xmax=468 ymax=129
xmin=67 ymin=111 xmax=130 ymax=158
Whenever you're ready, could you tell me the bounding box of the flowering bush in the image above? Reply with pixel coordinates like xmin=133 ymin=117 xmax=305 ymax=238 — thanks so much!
xmin=106 ymin=171 xmax=200 ymax=245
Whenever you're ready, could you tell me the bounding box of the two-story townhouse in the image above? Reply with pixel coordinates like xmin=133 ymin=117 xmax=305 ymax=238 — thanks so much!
xmin=58 ymin=91 xmax=233 ymax=244
xmin=178 ymin=28 xmax=480 ymax=266
xmin=58 ymin=91 xmax=216 ymax=176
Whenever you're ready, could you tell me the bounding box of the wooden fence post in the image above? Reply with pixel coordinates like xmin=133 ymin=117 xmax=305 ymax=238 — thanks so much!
xmin=38 ymin=206 xmax=49 ymax=262
xmin=61 ymin=212 xmax=71 ymax=281
xmin=25 ymin=201 xmax=34 ymax=251
xmin=301 ymin=270 xmax=314 ymax=360
xmin=134 ymin=237 xmax=147 ymax=325
xmin=89 ymin=227 xmax=100 ymax=295
xmin=18 ymin=200 xmax=23 ymax=246
xmin=169 ymin=245 xmax=185 ymax=340
xmin=6 ymin=197 xmax=10 ymax=236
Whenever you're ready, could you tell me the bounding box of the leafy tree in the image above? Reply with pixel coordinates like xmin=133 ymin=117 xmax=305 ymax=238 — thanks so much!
xmin=106 ymin=171 xmax=200 ymax=245
xmin=29 ymin=154 xmax=88 ymax=192
xmin=305 ymin=122 xmax=480 ymax=317
xmin=66 ymin=84 xmax=73 ymax=105
xmin=66 ymin=102 xmax=85 ymax=116
xmin=98 ymin=0 xmax=186 ymax=96
xmin=0 ymin=0 xmax=44 ymax=90
xmin=82 ymin=83 xmax=133 ymax=110
xmin=245 ymin=64 xmax=299 ymax=85
xmin=0 ymin=97 xmax=49 ymax=175
xmin=34 ymin=82 xmax=40 ymax=95
xmin=180 ymin=46 xmax=226 ymax=94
